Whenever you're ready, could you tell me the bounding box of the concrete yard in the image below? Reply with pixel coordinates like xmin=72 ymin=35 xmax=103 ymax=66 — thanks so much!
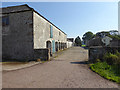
xmin=2 ymin=47 xmax=119 ymax=88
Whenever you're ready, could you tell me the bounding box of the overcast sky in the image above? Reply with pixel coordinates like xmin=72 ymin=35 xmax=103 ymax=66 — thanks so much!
xmin=2 ymin=2 xmax=118 ymax=39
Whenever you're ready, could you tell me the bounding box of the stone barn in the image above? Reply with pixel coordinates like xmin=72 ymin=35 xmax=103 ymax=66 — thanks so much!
xmin=1 ymin=4 xmax=67 ymax=61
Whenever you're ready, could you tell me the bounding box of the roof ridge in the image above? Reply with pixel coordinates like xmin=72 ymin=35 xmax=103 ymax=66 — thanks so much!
xmin=2 ymin=4 xmax=29 ymax=9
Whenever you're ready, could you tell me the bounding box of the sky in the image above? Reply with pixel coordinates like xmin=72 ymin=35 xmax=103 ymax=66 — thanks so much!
xmin=1 ymin=2 xmax=118 ymax=39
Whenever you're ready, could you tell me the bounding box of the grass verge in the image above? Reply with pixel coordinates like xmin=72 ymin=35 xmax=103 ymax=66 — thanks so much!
xmin=90 ymin=61 xmax=120 ymax=83
xmin=41 ymin=60 xmax=48 ymax=63
xmin=81 ymin=45 xmax=86 ymax=47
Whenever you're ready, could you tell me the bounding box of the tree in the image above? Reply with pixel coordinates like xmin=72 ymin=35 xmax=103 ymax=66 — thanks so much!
xmin=75 ymin=36 xmax=82 ymax=46
xmin=96 ymin=31 xmax=110 ymax=38
xmin=108 ymin=30 xmax=120 ymax=40
xmin=82 ymin=31 xmax=94 ymax=45
xmin=108 ymin=34 xmax=120 ymax=40
xmin=109 ymin=30 xmax=119 ymax=35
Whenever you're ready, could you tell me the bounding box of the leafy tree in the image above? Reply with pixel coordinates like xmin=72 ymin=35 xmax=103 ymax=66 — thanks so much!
xmin=109 ymin=30 xmax=119 ymax=35
xmin=108 ymin=34 xmax=120 ymax=40
xmin=96 ymin=31 xmax=110 ymax=38
xmin=107 ymin=30 xmax=120 ymax=40
xmin=75 ymin=36 xmax=82 ymax=46
xmin=82 ymin=31 xmax=94 ymax=44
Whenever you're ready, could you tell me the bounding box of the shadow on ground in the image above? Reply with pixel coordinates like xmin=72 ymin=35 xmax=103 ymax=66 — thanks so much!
xmin=70 ymin=61 xmax=89 ymax=64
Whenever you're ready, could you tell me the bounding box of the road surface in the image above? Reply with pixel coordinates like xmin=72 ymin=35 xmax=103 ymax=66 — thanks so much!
xmin=2 ymin=47 xmax=119 ymax=88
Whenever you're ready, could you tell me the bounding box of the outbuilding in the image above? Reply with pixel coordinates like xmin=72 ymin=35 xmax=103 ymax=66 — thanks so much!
xmin=1 ymin=4 xmax=67 ymax=61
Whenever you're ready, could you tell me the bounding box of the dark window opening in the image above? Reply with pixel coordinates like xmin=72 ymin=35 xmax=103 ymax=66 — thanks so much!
xmin=2 ymin=16 xmax=9 ymax=26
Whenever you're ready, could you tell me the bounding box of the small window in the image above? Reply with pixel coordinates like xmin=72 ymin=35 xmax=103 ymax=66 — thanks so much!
xmin=2 ymin=16 xmax=9 ymax=26
xmin=59 ymin=32 xmax=61 ymax=36
xmin=50 ymin=25 xmax=53 ymax=38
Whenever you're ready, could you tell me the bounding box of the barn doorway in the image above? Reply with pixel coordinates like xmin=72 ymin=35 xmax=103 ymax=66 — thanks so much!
xmin=46 ymin=41 xmax=52 ymax=56
xmin=59 ymin=42 xmax=61 ymax=50
xmin=55 ymin=42 xmax=58 ymax=52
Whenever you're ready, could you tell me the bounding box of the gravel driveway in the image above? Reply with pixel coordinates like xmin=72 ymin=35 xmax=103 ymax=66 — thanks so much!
xmin=2 ymin=47 xmax=119 ymax=88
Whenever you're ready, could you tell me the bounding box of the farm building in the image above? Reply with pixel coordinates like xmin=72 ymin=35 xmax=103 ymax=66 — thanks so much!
xmin=67 ymin=38 xmax=74 ymax=48
xmin=1 ymin=4 xmax=68 ymax=61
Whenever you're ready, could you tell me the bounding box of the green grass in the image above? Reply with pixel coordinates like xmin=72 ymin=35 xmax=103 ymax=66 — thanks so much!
xmin=41 ymin=60 xmax=48 ymax=63
xmin=1 ymin=62 xmax=28 ymax=64
xmin=90 ymin=61 xmax=120 ymax=83
xmin=81 ymin=45 xmax=86 ymax=47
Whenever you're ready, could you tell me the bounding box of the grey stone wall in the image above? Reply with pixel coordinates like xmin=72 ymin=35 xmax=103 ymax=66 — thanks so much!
xmin=33 ymin=11 xmax=67 ymax=53
xmin=34 ymin=49 xmax=50 ymax=60
xmin=89 ymin=46 xmax=120 ymax=62
xmin=33 ymin=12 xmax=67 ymax=49
xmin=110 ymin=40 xmax=120 ymax=47
xmin=87 ymin=38 xmax=104 ymax=47
xmin=2 ymin=10 xmax=34 ymax=61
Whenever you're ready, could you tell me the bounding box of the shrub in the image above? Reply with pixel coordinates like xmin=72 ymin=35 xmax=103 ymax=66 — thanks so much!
xmin=96 ymin=59 xmax=101 ymax=62
xmin=91 ymin=51 xmax=120 ymax=83
xmin=103 ymin=53 xmax=118 ymax=65
xmin=115 ymin=51 xmax=120 ymax=65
